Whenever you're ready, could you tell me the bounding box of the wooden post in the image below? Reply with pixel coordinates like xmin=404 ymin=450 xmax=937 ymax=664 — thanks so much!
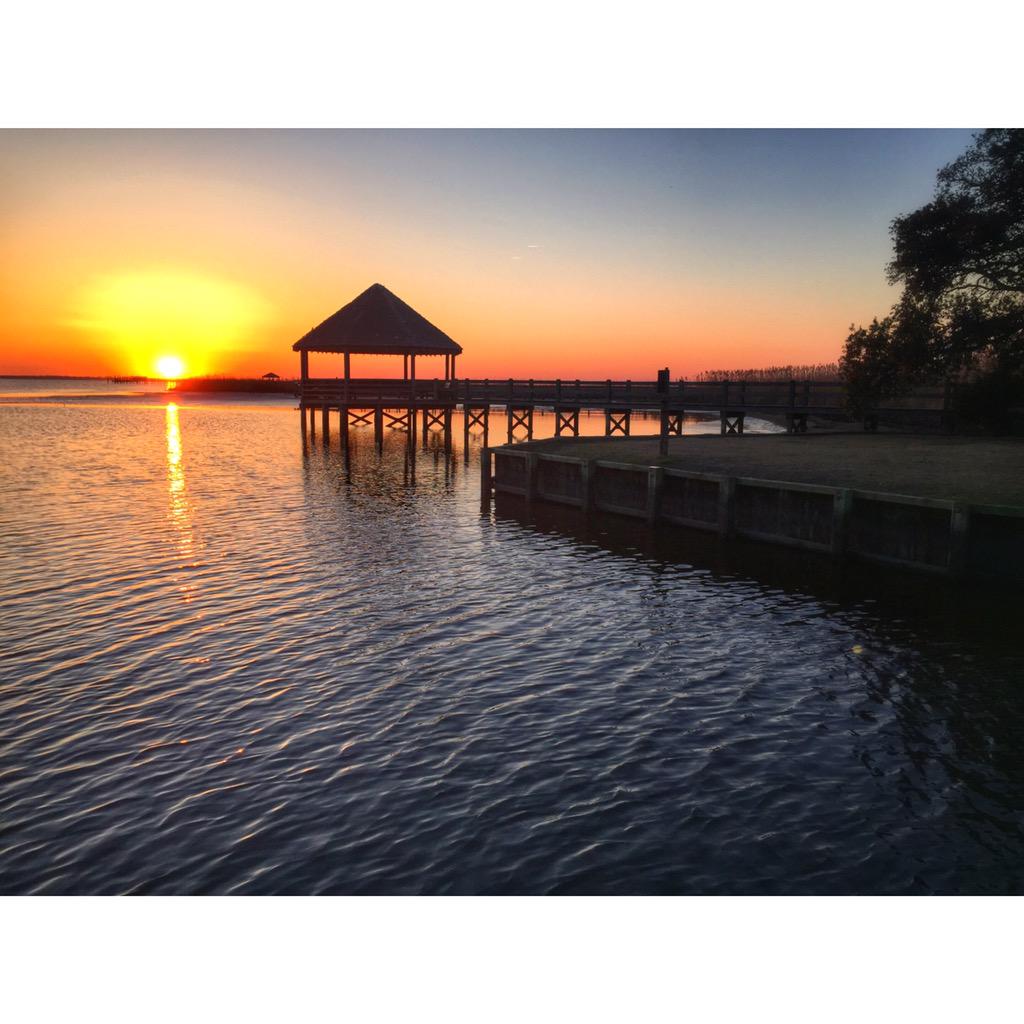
xmin=344 ymin=351 xmax=351 ymax=382
xmin=949 ymin=502 xmax=970 ymax=577
xmin=659 ymin=405 xmax=669 ymax=456
xmin=718 ymin=477 xmax=736 ymax=538
xmin=832 ymin=489 xmax=852 ymax=560
xmin=309 ymin=405 xmax=316 ymax=441
xmin=580 ymin=459 xmax=595 ymax=513
xmin=647 ymin=467 xmax=663 ymax=524
xmin=410 ymin=354 xmax=416 ymax=383
xmin=321 ymin=405 xmax=330 ymax=444
xmin=403 ymin=354 xmax=408 ymax=379
xmin=300 ymin=350 xmax=309 ymax=383
xmin=480 ymin=446 xmax=491 ymax=503
xmin=443 ymin=407 xmax=452 ymax=451
xmin=300 ymin=404 xmax=308 ymax=442
xmin=525 ymin=453 xmax=538 ymax=502
xmin=339 ymin=405 xmax=349 ymax=446
xmin=374 ymin=406 xmax=383 ymax=449
xmin=506 ymin=406 xmax=513 ymax=444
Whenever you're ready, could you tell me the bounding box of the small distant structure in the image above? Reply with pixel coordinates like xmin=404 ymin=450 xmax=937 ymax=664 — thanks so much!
xmin=293 ymin=282 xmax=462 ymax=383
xmin=262 ymin=372 xmax=280 ymax=380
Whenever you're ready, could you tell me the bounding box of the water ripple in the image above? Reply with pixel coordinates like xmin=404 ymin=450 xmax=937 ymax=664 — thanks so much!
xmin=1 ymin=401 xmax=1023 ymax=893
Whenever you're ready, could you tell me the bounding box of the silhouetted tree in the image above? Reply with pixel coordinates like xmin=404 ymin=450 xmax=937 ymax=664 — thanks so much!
xmin=841 ymin=129 xmax=1024 ymax=425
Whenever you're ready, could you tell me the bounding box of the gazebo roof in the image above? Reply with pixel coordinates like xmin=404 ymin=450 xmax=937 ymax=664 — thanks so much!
xmin=293 ymin=283 xmax=462 ymax=356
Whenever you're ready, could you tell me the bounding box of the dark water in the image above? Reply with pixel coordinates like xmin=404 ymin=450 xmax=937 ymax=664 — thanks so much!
xmin=1 ymin=396 xmax=1023 ymax=894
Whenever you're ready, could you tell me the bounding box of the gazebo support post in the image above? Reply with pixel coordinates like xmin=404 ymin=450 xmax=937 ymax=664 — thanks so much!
xmin=299 ymin=351 xmax=309 ymax=431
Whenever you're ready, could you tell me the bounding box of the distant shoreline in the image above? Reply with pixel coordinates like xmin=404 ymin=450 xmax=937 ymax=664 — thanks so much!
xmin=0 ymin=374 xmax=299 ymax=394
xmin=173 ymin=378 xmax=298 ymax=394
xmin=0 ymin=374 xmax=108 ymax=380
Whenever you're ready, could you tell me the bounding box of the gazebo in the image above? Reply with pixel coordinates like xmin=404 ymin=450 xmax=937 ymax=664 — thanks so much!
xmin=293 ymin=282 xmax=462 ymax=385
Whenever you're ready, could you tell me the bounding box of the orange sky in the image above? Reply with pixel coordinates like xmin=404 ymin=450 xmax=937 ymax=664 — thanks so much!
xmin=0 ymin=130 xmax=975 ymax=379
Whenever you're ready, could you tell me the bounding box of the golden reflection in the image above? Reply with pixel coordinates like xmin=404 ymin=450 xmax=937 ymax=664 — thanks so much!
xmin=165 ymin=403 xmax=197 ymax=582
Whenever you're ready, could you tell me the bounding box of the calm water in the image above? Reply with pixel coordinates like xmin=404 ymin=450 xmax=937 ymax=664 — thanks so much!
xmin=1 ymin=389 xmax=1023 ymax=894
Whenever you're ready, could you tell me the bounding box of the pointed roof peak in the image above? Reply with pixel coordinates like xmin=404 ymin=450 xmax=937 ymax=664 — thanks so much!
xmin=293 ymin=283 xmax=461 ymax=356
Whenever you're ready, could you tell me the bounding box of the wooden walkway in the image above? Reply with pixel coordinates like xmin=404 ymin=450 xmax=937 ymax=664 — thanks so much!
xmin=298 ymin=377 xmax=954 ymax=449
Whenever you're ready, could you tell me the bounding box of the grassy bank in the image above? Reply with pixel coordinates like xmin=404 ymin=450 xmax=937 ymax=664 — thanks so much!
xmin=521 ymin=433 xmax=1024 ymax=506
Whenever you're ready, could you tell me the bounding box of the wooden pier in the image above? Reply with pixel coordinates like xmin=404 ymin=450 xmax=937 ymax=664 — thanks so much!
xmin=298 ymin=374 xmax=956 ymax=451
xmin=292 ymin=282 xmax=958 ymax=453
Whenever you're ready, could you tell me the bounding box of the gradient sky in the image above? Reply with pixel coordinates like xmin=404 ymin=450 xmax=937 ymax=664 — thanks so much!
xmin=0 ymin=129 xmax=976 ymax=379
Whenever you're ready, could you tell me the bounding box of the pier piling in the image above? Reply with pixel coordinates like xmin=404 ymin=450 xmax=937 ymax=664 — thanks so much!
xmin=605 ymin=408 xmax=631 ymax=436
xmin=555 ymin=408 xmax=580 ymax=437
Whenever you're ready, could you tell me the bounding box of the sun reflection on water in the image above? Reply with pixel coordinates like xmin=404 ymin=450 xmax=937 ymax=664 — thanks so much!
xmin=165 ymin=403 xmax=198 ymax=587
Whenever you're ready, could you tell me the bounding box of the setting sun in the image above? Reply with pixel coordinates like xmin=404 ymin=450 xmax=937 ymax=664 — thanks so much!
xmin=156 ymin=355 xmax=185 ymax=379
xmin=64 ymin=270 xmax=271 ymax=377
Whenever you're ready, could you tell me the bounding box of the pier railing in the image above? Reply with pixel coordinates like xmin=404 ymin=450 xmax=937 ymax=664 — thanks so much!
xmin=300 ymin=377 xmax=862 ymax=411
xmin=299 ymin=377 xmax=958 ymax=416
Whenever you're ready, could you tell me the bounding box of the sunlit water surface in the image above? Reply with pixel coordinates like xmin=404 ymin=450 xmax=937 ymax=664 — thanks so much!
xmin=1 ymin=394 xmax=1022 ymax=894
